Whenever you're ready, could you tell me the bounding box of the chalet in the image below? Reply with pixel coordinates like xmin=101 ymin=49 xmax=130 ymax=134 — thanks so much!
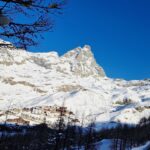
xmin=6 ymin=117 xmax=29 ymax=125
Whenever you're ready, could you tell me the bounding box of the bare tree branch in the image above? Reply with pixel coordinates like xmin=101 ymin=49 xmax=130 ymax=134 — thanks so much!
xmin=0 ymin=0 xmax=66 ymax=49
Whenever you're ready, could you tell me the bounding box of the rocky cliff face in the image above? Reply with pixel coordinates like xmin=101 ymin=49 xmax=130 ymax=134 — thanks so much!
xmin=62 ymin=45 xmax=105 ymax=77
xmin=0 ymin=39 xmax=149 ymax=128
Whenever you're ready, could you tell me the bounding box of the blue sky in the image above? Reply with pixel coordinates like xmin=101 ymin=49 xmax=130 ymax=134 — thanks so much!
xmin=30 ymin=0 xmax=150 ymax=80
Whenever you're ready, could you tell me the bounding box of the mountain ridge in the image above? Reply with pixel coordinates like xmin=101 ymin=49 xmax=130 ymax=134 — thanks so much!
xmin=0 ymin=39 xmax=105 ymax=77
xmin=0 ymin=39 xmax=149 ymax=128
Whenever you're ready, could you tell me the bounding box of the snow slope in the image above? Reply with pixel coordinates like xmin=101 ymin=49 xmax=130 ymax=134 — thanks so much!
xmin=0 ymin=39 xmax=150 ymax=127
xmin=132 ymin=142 xmax=150 ymax=150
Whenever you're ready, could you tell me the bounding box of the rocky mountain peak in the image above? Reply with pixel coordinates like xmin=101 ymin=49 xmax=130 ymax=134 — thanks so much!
xmin=62 ymin=45 xmax=106 ymax=77
xmin=63 ymin=45 xmax=92 ymax=59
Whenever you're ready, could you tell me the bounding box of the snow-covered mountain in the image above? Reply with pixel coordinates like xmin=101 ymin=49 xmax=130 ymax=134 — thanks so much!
xmin=0 ymin=39 xmax=150 ymax=128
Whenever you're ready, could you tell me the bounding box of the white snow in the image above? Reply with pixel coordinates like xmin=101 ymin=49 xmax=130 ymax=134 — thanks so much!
xmin=95 ymin=139 xmax=112 ymax=150
xmin=0 ymin=40 xmax=150 ymax=128
xmin=132 ymin=142 xmax=150 ymax=150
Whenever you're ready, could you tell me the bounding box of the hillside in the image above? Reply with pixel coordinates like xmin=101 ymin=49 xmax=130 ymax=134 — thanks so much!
xmin=0 ymin=39 xmax=150 ymax=128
